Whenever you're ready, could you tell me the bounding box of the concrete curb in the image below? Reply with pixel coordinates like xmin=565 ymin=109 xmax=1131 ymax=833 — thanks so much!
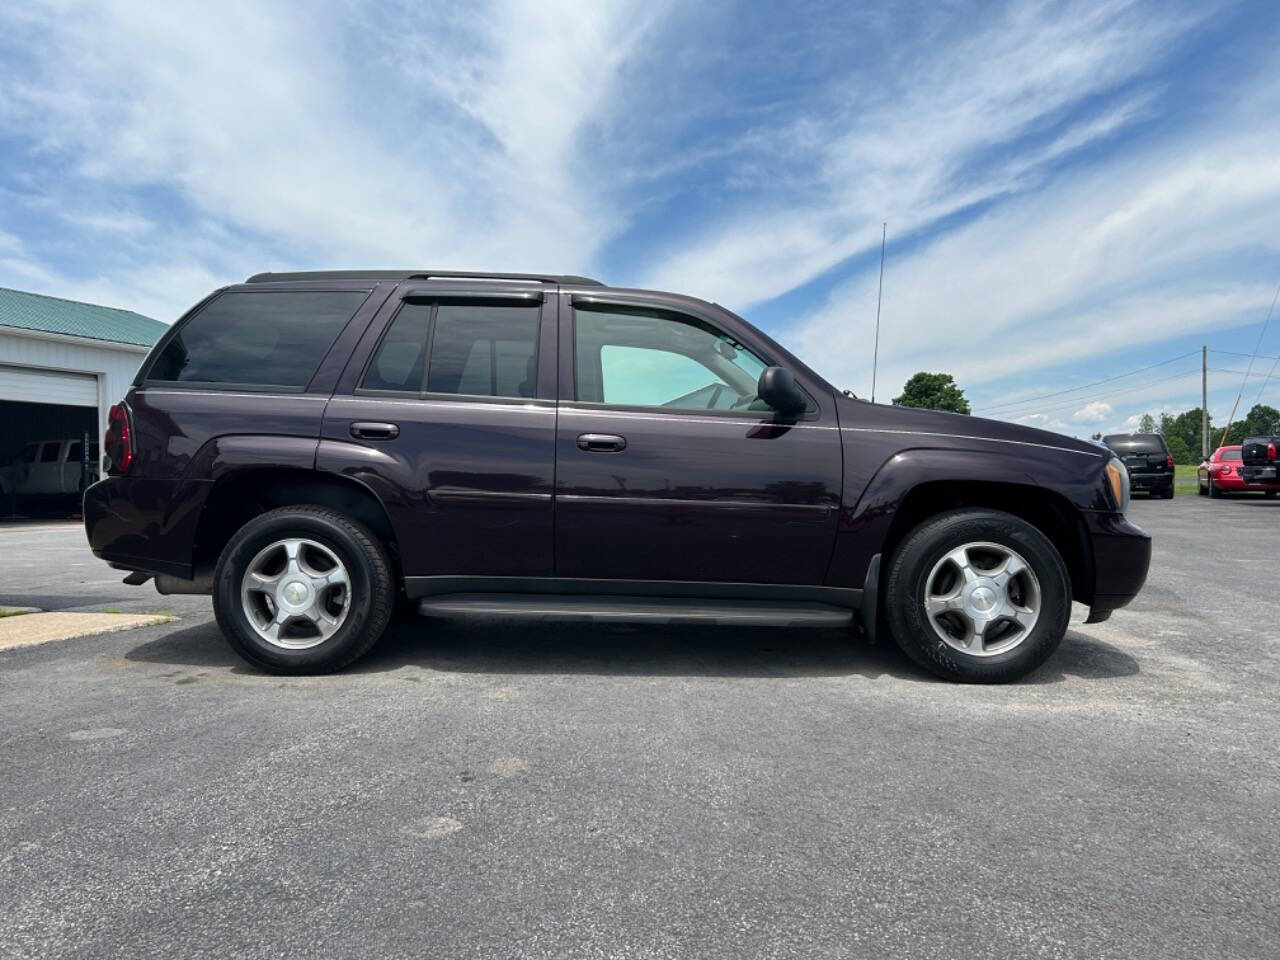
xmin=0 ymin=612 xmax=171 ymax=651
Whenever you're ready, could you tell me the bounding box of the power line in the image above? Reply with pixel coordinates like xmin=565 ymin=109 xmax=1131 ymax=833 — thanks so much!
xmin=977 ymin=351 xmax=1198 ymax=414
xmin=1219 ymin=279 xmax=1280 ymax=447
xmin=1209 ymin=348 xmax=1280 ymax=361
xmin=1249 ymin=353 xmax=1280 ymax=408
xmin=1014 ymin=364 xmax=1277 ymax=422
xmin=998 ymin=366 xmax=1203 ymax=420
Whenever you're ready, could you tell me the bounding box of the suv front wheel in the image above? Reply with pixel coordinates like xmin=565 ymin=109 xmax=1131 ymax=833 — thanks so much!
xmin=213 ymin=506 xmax=394 ymax=674
xmin=884 ymin=509 xmax=1071 ymax=683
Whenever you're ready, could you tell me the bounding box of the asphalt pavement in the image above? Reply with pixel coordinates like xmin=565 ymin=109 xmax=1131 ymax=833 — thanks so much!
xmin=1 ymin=495 xmax=1277 ymax=959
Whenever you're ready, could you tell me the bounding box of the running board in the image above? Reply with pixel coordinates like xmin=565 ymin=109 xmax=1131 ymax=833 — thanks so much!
xmin=417 ymin=594 xmax=854 ymax=628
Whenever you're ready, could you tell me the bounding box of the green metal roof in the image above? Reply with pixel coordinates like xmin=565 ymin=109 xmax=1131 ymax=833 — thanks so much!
xmin=0 ymin=286 xmax=166 ymax=347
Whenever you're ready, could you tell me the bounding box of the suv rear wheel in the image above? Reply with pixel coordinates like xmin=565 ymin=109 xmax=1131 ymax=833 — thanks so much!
xmin=213 ymin=506 xmax=394 ymax=674
xmin=884 ymin=509 xmax=1071 ymax=683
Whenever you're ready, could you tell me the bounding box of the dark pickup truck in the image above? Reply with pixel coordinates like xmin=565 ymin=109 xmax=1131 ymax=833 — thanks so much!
xmin=1240 ymin=436 xmax=1280 ymax=489
xmin=84 ymin=269 xmax=1151 ymax=682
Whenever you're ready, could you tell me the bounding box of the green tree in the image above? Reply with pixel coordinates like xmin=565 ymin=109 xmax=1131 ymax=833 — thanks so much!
xmin=1137 ymin=413 xmax=1156 ymax=433
xmin=892 ymin=372 xmax=971 ymax=414
xmin=1167 ymin=407 xmax=1210 ymax=456
xmin=1222 ymin=404 xmax=1280 ymax=445
xmin=1164 ymin=434 xmax=1193 ymax=465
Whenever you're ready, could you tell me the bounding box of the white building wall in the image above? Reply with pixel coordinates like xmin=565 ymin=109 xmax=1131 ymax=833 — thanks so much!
xmin=0 ymin=328 xmax=152 ymax=457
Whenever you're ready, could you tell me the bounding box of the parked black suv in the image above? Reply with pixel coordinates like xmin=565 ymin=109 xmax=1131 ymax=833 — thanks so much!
xmin=85 ymin=270 xmax=1151 ymax=681
xmin=1103 ymin=433 xmax=1175 ymax=499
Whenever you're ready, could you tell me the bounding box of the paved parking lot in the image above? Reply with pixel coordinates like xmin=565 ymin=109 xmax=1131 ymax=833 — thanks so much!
xmin=1 ymin=495 xmax=1277 ymax=959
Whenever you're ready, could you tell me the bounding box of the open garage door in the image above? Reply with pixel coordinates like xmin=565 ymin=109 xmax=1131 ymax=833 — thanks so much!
xmin=0 ymin=364 xmax=98 ymax=407
xmin=1 ymin=395 xmax=100 ymax=521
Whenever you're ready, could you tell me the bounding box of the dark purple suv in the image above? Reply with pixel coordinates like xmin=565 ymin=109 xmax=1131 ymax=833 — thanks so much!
xmin=85 ymin=270 xmax=1150 ymax=681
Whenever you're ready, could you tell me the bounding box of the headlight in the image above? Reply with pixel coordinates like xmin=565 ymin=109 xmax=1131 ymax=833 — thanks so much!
xmin=1105 ymin=457 xmax=1130 ymax=513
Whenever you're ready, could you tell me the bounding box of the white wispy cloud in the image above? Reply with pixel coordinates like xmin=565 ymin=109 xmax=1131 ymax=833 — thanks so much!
xmin=787 ymin=82 xmax=1280 ymax=407
xmin=0 ymin=0 xmax=670 ymax=319
xmin=1072 ymin=402 xmax=1114 ymax=424
xmin=638 ymin=0 xmax=1201 ymax=309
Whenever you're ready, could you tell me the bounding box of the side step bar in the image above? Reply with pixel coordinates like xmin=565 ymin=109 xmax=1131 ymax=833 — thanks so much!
xmin=417 ymin=594 xmax=854 ymax=628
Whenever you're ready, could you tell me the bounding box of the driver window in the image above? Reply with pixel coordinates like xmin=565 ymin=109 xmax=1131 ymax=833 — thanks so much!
xmin=574 ymin=307 xmax=767 ymax=411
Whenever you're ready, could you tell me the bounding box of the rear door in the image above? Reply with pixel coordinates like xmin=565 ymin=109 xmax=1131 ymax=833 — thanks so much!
xmin=321 ymin=284 xmax=558 ymax=583
xmin=553 ymin=292 xmax=842 ymax=585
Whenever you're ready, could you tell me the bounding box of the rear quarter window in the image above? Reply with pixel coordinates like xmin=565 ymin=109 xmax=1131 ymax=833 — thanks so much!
xmin=147 ymin=290 xmax=370 ymax=389
xmin=1104 ymin=434 xmax=1167 ymax=455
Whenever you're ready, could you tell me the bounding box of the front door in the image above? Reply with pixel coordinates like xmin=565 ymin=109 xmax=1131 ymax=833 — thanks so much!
xmin=322 ymin=286 xmax=557 ymax=581
xmin=554 ymin=296 xmax=842 ymax=585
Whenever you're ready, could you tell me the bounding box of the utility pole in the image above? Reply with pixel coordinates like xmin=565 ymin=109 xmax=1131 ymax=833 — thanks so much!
xmin=871 ymin=222 xmax=886 ymax=403
xmin=1202 ymin=345 xmax=1209 ymax=458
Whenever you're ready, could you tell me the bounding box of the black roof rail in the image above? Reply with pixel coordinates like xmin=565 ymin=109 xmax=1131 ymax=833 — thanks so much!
xmin=244 ymin=269 xmax=604 ymax=286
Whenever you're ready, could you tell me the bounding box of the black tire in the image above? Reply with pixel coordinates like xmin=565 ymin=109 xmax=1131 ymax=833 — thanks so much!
xmin=213 ymin=506 xmax=394 ymax=674
xmin=1160 ymin=483 xmax=1174 ymax=500
xmin=884 ymin=509 xmax=1071 ymax=683
xmin=1208 ymin=478 xmax=1220 ymax=499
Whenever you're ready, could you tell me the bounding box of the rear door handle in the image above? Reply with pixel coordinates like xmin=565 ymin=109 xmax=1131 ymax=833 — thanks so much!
xmin=576 ymin=433 xmax=626 ymax=453
xmin=350 ymin=421 xmax=399 ymax=440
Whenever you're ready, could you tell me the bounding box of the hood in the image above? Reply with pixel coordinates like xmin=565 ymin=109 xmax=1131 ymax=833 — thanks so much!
xmin=835 ymin=396 xmax=1106 ymax=458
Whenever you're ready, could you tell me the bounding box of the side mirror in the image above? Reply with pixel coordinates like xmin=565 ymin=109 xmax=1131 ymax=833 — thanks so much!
xmin=757 ymin=366 xmax=808 ymax=416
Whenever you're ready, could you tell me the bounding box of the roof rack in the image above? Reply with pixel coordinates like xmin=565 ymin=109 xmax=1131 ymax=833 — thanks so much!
xmin=244 ymin=270 xmax=604 ymax=286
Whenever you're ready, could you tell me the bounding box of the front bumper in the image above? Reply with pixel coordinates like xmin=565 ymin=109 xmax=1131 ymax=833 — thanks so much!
xmin=1083 ymin=511 xmax=1151 ymax=618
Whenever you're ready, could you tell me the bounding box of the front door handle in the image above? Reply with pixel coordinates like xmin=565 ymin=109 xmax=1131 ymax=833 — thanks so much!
xmin=350 ymin=421 xmax=400 ymax=440
xmin=576 ymin=433 xmax=626 ymax=453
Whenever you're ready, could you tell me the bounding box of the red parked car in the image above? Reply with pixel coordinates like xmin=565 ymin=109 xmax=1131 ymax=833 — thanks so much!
xmin=1197 ymin=445 xmax=1280 ymax=498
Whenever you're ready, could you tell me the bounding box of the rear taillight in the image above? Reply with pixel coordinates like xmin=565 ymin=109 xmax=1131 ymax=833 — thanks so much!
xmin=1269 ymin=442 xmax=1277 ymax=461
xmin=104 ymin=403 xmax=133 ymax=474
xmin=1166 ymin=455 xmax=1175 ymax=469
xmin=1218 ymin=464 xmax=1231 ymax=476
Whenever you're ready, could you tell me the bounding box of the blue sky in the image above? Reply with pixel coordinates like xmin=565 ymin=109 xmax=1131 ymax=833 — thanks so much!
xmin=1 ymin=0 xmax=1278 ymax=437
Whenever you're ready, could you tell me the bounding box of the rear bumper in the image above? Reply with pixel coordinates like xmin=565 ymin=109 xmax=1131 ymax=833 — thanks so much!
xmin=1213 ymin=474 xmax=1279 ymax=491
xmin=83 ymin=476 xmax=207 ymax=579
xmin=1126 ymin=471 xmax=1172 ymax=490
xmin=1240 ymin=466 xmax=1280 ymax=486
xmin=1083 ymin=511 xmax=1151 ymax=616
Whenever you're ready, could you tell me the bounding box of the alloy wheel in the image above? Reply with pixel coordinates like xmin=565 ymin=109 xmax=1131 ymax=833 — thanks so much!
xmin=240 ymin=537 xmax=351 ymax=649
xmin=923 ymin=541 xmax=1041 ymax=657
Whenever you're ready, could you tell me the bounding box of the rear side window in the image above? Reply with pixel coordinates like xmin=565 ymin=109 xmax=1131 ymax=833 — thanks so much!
xmin=428 ymin=303 xmax=539 ymax=398
xmin=361 ymin=300 xmax=540 ymax=399
xmin=1222 ymin=449 xmax=1242 ymax=461
xmin=39 ymin=443 xmax=60 ymax=463
xmin=148 ymin=290 xmax=369 ymax=389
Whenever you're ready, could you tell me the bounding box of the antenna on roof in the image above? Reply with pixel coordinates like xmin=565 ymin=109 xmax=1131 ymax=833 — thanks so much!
xmin=871 ymin=222 xmax=886 ymax=403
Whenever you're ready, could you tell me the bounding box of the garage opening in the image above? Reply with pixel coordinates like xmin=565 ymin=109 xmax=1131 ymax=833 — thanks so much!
xmin=0 ymin=399 xmax=99 ymax=520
